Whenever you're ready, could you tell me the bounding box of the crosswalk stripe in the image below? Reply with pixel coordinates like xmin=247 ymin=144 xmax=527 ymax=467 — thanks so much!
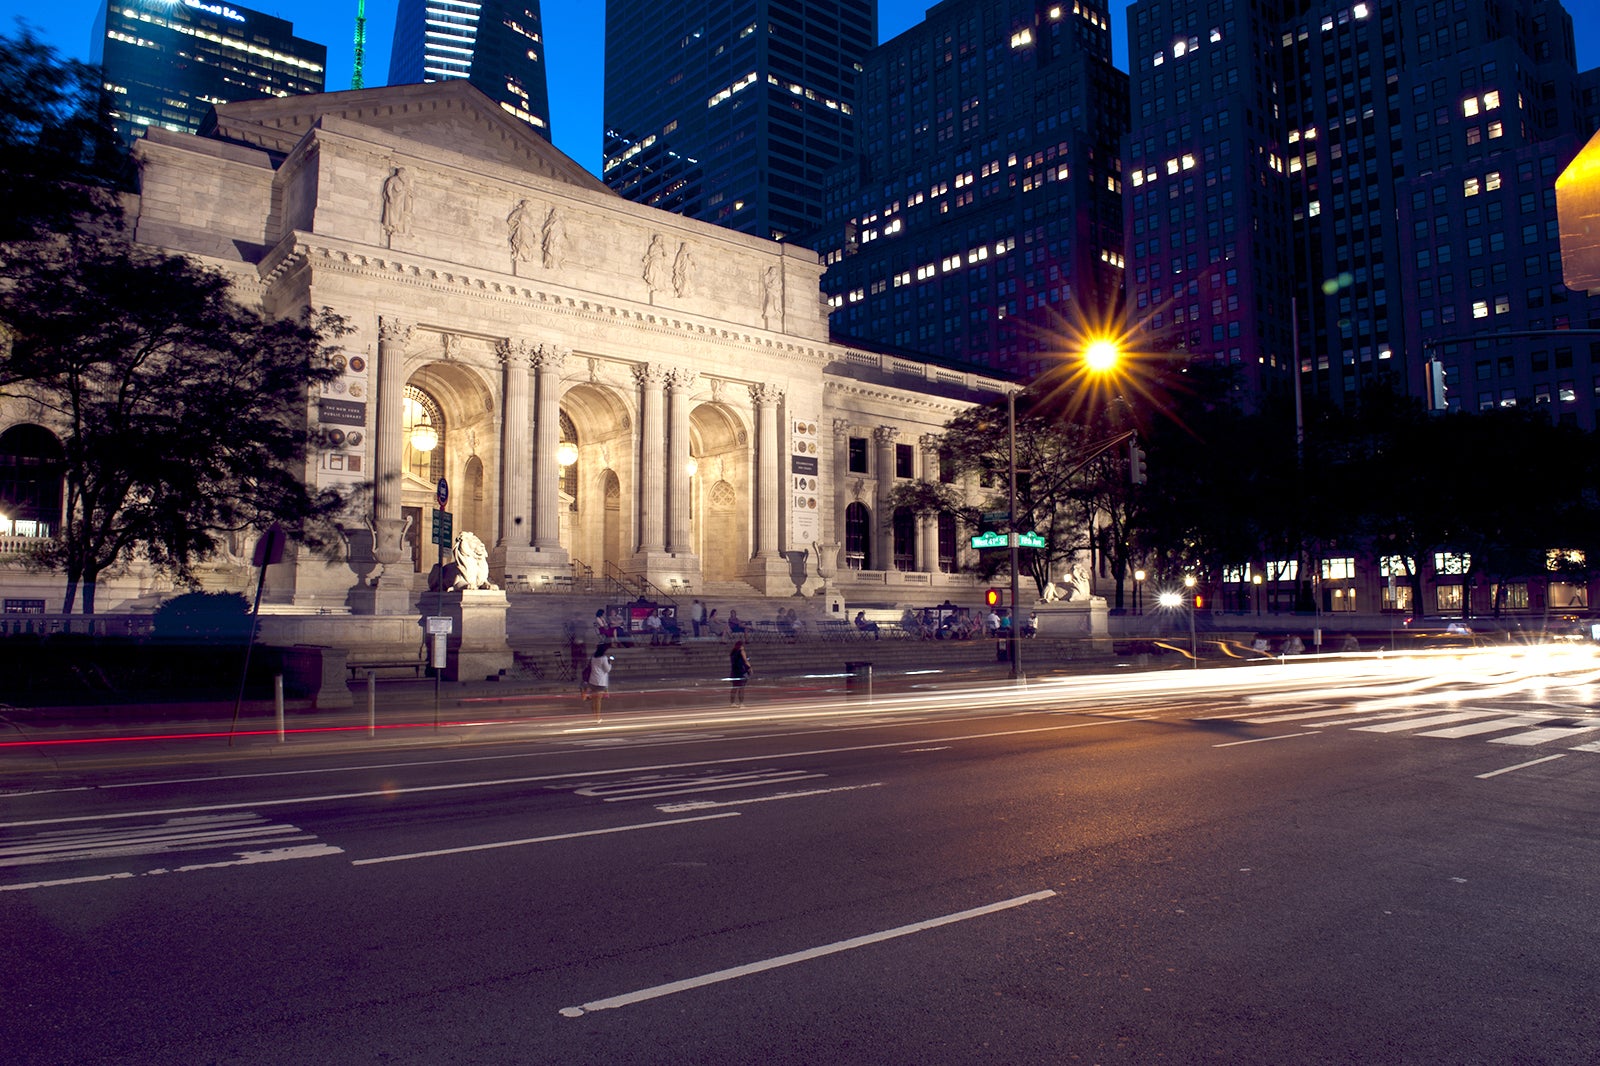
xmin=1353 ymin=711 xmax=1504 ymax=733
xmin=1490 ymin=723 xmax=1600 ymax=746
xmin=1417 ymin=716 xmax=1548 ymax=738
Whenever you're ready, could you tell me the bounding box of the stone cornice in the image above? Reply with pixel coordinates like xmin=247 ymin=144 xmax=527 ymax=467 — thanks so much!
xmin=823 ymin=379 xmax=972 ymax=418
xmin=261 ymin=237 xmax=836 ymax=367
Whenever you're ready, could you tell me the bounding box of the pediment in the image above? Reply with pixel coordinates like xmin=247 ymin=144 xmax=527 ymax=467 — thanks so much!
xmin=201 ymin=82 xmax=610 ymax=194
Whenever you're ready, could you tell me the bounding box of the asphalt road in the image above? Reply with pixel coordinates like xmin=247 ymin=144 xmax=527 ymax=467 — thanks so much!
xmin=4 ymin=649 xmax=1599 ymax=1064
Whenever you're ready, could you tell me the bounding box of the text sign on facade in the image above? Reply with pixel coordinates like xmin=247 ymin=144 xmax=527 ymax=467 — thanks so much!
xmin=317 ymin=398 xmax=366 ymax=426
xmin=788 ymin=416 xmax=820 ymax=547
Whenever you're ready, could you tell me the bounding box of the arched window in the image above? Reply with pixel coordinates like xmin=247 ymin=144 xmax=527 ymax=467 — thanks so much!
xmin=0 ymin=424 xmax=65 ymax=537
xmin=402 ymin=385 xmax=444 ymax=484
xmin=892 ymin=507 xmax=916 ymax=571
xmin=559 ymin=409 xmax=578 ymax=509
xmin=844 ymin=502 xmax=871 ymax=571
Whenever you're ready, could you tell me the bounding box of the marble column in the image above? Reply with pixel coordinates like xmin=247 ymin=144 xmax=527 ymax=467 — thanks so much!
xmin=666 ymin=368 xmax=697 ymax=555
xmin=489 ymin=340 xmax=534 ymax=583
xmin=530 ymin=344 xmax=569 ymax=555
xmin=750 ymin=383 xmax=785 ymax=561
xmin=874 ymin=426 xmax=900 ymax=571
xmin=352 ymin=316 xmax=415 ymax=615
xmin=633 ymin=363 xmax=668 ymax=554
xmin=918 ymin=433 xmax=941 ymax=573
xmin=832 ymin=418 xmax=853 ymax=564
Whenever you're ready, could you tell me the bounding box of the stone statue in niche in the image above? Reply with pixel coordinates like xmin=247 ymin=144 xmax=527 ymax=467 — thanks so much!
xmin=643 ymin=234 xmax=673 ymax=295
xmin=541 ymin=206 xmax=567 ymax=269
xmin=382 ymin=167 xmax=413 ymax=243
xmin=673 ymin=243 xmax=697 ymax=297
xmin=507 ymin=199 xmax=537 ymax=262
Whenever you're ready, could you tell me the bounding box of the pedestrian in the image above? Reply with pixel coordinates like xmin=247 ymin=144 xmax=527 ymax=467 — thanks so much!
xmin=729 ymin=640 xmax=751 ymax=705
xmin=645 ymin=607 xmax=664 ymax=645
xmin=854 ymin=610 xmax=879 ymax=639
xmin=586 ymin=642 xmax=614 ymax=720
xmin=986 ymin=608 xmax=1001 ymax=636
xmin=691 ymin=598 xmax=705 ymax=637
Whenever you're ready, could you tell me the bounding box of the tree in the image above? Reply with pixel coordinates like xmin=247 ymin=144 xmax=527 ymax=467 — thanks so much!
xmin=0 ymin=24 xmax=133 ymax=243
xmin=1 ymin=230 xmax=350 ymax=612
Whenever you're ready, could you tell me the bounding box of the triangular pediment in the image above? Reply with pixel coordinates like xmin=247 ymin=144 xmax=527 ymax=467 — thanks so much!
xmin=200 ymin=82 xmax=610 ymax=194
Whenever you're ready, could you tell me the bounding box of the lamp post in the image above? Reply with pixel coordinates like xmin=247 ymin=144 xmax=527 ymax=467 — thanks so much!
xmin=1007 ymin=386 xmax=1022 ymax=682
xmin=1133 ymin=568 xmax=1145 ymax=616
xmin=1253 ymin=572 xmax=1263 ymax=615
xmin=1184 ymin=574 xmax=1198 ymax=668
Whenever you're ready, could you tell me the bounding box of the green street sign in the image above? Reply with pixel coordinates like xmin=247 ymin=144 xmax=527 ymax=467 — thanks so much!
xmin=969 ymin=530 xmax=1046 ymax=550
xmin=432 ymin=508 xmax=453 ymax=547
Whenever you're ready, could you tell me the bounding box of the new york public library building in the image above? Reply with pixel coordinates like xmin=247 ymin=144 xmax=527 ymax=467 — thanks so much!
xmin=0 ymin=83 xmax=1022 ymax=672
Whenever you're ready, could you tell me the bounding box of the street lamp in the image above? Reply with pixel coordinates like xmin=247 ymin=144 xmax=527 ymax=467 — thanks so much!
xmin=1252 ymin=572 xmax=1263 ymax=615
xmin=1133 ymin=568 xmax=1146 ymax=616
xmin=1183 ymin=575 xmax=1198 ymax=668
xmin=1006 ymin=386 xmax=1022 ymax=681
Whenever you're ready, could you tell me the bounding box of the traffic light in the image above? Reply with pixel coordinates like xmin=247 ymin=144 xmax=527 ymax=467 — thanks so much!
xmin=985 ymin=588 xmax=1002 ymax=607
xmin=1129 ymin=438 xmax=1147 ymax=485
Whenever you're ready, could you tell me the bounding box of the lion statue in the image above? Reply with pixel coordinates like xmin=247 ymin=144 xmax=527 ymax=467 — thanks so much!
xmin=448 ymin=531 xmax=497 ymax=591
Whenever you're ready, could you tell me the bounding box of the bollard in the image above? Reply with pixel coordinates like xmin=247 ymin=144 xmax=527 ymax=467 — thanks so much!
xmin=274 ymin=673 xmax=285 ymax=743
xmin=367 ymin=670 xmax=376 ymax=738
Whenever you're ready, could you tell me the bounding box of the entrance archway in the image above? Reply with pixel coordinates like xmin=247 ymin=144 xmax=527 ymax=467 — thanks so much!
xmin=402 ymin=360 xmax=496 ymax=575
xmin=560 ymin=381 xmax=633 ymax=578
xmin=689 ymin=402 xmax=751 ymax=584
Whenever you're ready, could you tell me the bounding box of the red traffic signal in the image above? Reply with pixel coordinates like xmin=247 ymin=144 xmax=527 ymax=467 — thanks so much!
xmin=985 ymin=588 xmax=1002 ymax=607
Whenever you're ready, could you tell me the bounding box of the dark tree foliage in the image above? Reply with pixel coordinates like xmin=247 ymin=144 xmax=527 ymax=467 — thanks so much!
xmin=0 ymin=24 xmax=133 ymax=243
xmin=1 ymin=231 xmax=351 ymax=612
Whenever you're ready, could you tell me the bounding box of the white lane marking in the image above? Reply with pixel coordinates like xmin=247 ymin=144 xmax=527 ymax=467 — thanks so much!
xmin=1213 ymin=733 xmax=1317 ymax=748
xmin=350 ymin=812 xmax=740 ymax=866
xmin=657 ymin=782 xmax=883 ymax=812
xmin=1489 ymin=723 xmax=1600 ymax=746
xmin=0 ymin=718 xmax=1138 ymax=831
xmin=907 ymin=746 xmax=952 ymax=752
xmin=571 ymin=770 xmax=822 ymax=802
xmin=558 ymin=889 xmax=1058 ymax=1018
xmin=1354 ymin=711 xmax=1502 ymax=734
xmin=0 ymin=844 xmax=343 ymax=893
xmin=1476 ymin=754 xmax=1568 ymax=779
xmin=1417 ymin=716 xmax=1548 ymax=738
xmin=0 ymin=814 xmax=320 ymax=868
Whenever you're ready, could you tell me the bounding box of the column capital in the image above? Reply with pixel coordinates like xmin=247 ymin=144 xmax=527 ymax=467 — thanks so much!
xmin=530 ymin=343 xmax=570 ymax=370
xmin=666 ymin=367 xmax=698 ymax=391
xmin=919 ymin=432 xmax=941 ymax=455
xmin=833 ymin=418 xmax=853 ymax=438
xmin=378 ymin=317 xmax=413 ymax=344
xmin=749 ymin=382 xmax=785 ymax=406
xmin=874 ymin=425 xmax=901 ymax=444
xmin=496 ymin=339 xmax=532 ymax=368
xmin=632 ymin=362 xmax=670 ymax=388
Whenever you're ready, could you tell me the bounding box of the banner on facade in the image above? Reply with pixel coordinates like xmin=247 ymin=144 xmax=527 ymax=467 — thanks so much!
xmin=316 ymin=351 xmax=370 ymax=483
xmin=788 ymin=416 xmax=820 ymax=546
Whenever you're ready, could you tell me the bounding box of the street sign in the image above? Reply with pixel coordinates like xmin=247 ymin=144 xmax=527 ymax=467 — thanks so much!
xmin=425 ymin=616 xmax=454 ymax=635
xmin=251 ymin=522 xmax=287 ymax=567
xmin=431 ymin=508 xmax=453 ymax=546
xmin=436 ymin=477 xmax=450 ymax=507
xmin=982 ymin=510 xmax=1010 ymax=524
xmin=969 ymin=530 xmax=1046 ymax=549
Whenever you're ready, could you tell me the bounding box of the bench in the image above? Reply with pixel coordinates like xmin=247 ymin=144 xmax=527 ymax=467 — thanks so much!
xmin=348 ymin=658 xmax=429 ymax=680
xmin=813 ymin=619 xmax=867 ymax=641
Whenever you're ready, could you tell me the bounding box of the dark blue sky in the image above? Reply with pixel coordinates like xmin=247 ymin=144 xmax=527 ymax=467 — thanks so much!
xmin=5 ymin=1 xmax=1597 ymax=177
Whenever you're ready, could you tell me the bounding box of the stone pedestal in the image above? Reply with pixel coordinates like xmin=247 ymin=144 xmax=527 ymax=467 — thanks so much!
xmin=429 ymin=589 xmax=514 ymax=682
xmin=1032 ymin=597 xmax=1111 ymax=650
xmin=493 ymin=544 xmax=571 ymax=591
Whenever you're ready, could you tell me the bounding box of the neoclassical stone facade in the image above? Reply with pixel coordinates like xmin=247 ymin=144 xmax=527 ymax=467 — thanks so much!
xmin=1 ymin=83 xmax=1007 ymax=614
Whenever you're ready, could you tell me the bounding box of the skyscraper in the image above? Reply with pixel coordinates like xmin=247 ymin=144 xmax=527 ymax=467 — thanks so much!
xmin=1124 ymin=0 xmax=1600 ymax=424
xmin=387 ymin=0 xmax=552 ymax=139
xmin=817 ymin=0 xmax=1129 ymax=378
xmin=603 ymin=0 xmax=876 ymax=243
xmin=93 ymin=0 xmax=326 ymax=146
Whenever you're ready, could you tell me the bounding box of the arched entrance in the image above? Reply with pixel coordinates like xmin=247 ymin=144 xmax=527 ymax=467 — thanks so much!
xmin=402 ymin=360 xmax=496 ymax=577
xmin=689 ymin=402 xmax=751 ymax=584
xmin=0 ymin=423 xmax=65 ymax=538
xmin=559 ymin=381 xmax=633 ymax=580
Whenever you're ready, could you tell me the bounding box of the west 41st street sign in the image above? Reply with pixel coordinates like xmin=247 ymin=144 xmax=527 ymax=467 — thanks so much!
xmin=970 ymin=531 xmax=1045 ymax=549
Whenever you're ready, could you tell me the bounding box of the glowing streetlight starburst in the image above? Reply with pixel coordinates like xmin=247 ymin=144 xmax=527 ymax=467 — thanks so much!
xmin=1083 ymin=338 xmax=1120 ymax=373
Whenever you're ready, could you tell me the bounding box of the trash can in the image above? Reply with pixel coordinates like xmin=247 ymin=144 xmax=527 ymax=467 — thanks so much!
xmin=845 ymin=661 xmax=873 ymax=701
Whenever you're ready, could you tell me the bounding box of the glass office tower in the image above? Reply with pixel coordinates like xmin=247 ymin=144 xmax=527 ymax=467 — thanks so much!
xmin=94 ymin=0 xmax=326 ymax=146
xmin=603 ymin=0 xmax=876 ymax=243
xmin=387 ymin=0 xmax=552 ymax=139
